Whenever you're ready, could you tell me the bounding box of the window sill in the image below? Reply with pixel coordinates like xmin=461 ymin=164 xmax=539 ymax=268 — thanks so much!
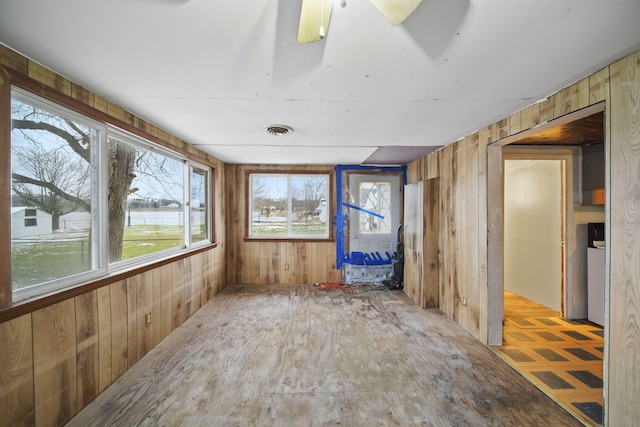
xmin=243 ymin=237 xmax=335 ymax=243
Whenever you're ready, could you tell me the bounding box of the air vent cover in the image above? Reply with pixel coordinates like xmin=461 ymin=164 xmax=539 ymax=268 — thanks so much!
xmin=265 ymin=125 xmax=293 ymax=136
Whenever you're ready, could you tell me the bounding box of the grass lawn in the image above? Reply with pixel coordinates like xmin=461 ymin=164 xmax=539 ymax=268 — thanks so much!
xmin=252 ymin=218 xmax=327 ymax=236
xmin=12 ymin=225 xmax=185 ymax=289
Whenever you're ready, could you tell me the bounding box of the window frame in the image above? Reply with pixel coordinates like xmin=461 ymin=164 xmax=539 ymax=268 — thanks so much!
xmin=8 ymin=85 xmax=214 ymax=303
xmin=11 ymin=87 xmax=108 ymax=302
xmin=246 ymin=170 xmax=333 ymax=241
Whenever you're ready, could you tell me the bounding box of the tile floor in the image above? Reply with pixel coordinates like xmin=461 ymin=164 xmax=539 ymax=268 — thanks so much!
xmin=493 ymin=292 xmax=604 ymax=426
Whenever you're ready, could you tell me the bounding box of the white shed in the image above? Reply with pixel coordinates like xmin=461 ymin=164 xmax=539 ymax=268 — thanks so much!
xmin=11 ymin=207 xmax=53 ymax=238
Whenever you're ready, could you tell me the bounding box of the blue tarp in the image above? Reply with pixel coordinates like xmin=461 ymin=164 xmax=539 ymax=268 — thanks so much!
xmin=343 ymin=251 xmax=393 ymax=266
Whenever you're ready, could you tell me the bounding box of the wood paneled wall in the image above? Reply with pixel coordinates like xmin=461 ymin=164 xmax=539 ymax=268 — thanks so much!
xmin=0 ymin=253 xmax=224 ymax=426
xmin=225 ymin=164 xmax=341 ymax=285
xmin=607 ymin=50 xmax=640 ymax=427
xmin=0 ymin=46 xmax=227 ymax=426
xmin=406 ymin=49 xmax=640 ymax=426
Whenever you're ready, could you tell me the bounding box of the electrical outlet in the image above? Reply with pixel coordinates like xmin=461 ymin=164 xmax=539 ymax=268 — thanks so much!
xmin=462 ymin=297 xmax=467 ymax=307
xmin=145 ymin=312 xmax=152 ymax=325
xmin=284 ymin=263 xmax=289 ymax=270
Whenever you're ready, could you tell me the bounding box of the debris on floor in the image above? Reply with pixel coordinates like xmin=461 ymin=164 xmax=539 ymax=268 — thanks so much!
xmin=314 ymin=281 xmax=359 ymax=291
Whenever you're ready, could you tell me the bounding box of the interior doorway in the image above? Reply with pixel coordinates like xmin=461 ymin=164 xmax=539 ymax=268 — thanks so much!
xmin=503 ymin=159 xmax=565 ymax=314
xmin=486 ymin=104 xmax=606 ymax=426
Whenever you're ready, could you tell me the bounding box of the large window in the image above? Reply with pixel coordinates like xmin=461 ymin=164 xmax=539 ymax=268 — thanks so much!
xmin=10 ymin=88 xmax=212 ymax=301
xmin=11 ymin=92 xmax=104 ymax=294
xmin=249 ymin=173 xmax=329 ymax=239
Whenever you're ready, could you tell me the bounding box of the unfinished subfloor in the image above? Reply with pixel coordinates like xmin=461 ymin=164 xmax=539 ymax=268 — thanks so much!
xmin=66 ymin=284 xmax=581 ymax=426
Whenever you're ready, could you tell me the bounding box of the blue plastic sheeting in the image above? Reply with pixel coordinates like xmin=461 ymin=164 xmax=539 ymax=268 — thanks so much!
xmin=334 ymin=164 xmax=406 ymax=269
xmin=343 ymin=251 xmax=393 ymax=266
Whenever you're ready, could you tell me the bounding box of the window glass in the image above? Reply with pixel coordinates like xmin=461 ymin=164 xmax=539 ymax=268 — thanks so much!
xmin=291 ymin=175 xmax=329 ymax=236
xmin=11 ymin=96 xmax=100 ymax=291
xmin=108 ymin=135 xmax=185 ymax=263
xmin=358 ymin=181 xmax=392 ymax=234
xmin=190 ymin=165 xmax=209 ymax=244
xmin=10 ymin=88 xmax=213 ymax=301
xmin=249 ymin=173 xmax=329 ymax=238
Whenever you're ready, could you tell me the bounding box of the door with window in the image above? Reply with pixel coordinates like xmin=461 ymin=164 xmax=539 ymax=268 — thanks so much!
xmin=348 ymin=174 xmax=401 ymax=256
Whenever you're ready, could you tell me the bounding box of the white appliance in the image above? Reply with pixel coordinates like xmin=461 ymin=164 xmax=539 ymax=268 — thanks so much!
xmin=587 ymin=246 xmax=605 ymax=326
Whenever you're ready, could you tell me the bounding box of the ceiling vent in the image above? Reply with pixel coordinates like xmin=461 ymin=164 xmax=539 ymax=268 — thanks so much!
xmin=265 ymin=125 xmax=293 ymax=136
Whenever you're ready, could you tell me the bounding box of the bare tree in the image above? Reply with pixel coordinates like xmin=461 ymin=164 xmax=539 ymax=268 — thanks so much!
xmin=11 ymin=100 xmax=136 ymax=262
xmin=293 ymin=177 xmax=326 ymax=220
xmin=12 ymin=146 xmax=90 ymax=230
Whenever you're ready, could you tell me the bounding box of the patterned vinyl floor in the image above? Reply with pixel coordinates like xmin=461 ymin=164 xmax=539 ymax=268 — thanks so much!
xmin=493 ymin=292 xmax=604 ymax=426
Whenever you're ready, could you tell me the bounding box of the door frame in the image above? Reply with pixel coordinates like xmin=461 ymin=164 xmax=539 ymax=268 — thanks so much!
xmin=485 ymin=104 xmax=604 ymax=345
xmin=334 ymin=165 xmax=406 ymax=269
xmin=502 ymin=154 xmax=569 ymax=315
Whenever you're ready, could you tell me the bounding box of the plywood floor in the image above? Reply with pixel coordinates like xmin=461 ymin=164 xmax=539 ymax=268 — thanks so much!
xmin=67 ymin=284 xmax=581 ymax=426
xmin=494 ymin=291 xmax=604 ymax=426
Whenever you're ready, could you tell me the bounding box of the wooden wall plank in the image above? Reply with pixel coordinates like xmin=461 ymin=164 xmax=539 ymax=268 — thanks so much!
xmin=606 ymin=50 xmax=640 ymax=427
xmin=151 ymin=264 xmax=172 ymax=346
xmin=28 ymin=61 xmax=72 ymax=95
xmin=521 ymin=104 xmax=541 ymax=131
xmin=135 ymin=271 xmax=154 ymax=360
xmin=589 ymin=67 xmax=610 ymax=104
xmin=426 ymin=151 xmax=439 ymax=180
xmin=455 ymin=140 xmax=467 ymax=327
xmin=295 ymin=242 xmax=308 ymax=284
xmin=477 ymin=125 xmax=494 ymax=344
xmin=0 ymin=44 xmax=29 ymax=73
xmin=403 ymin=181 xmax=423 ymax=306
xmin=466 ymin=134 xmax=480 ymax=337
xmin=75 ymin=291 xmax=99 ymax=409
xmin=423 ymin=178 xmax=440 ymax=309
xmin=538 ymin=95 xmax=555 ymax=123
xmin=496 ymin=118 xmax=510 ymax=140
xmin=509 ymin=111 xmax=522 ymax=135
xmin=0 ymin=314 xmax=34 ymax=426
xmin=171 ymin=260 xmax=186 ymax=330
xmin=486 ymin=144 xmax=504 ymax=346
xmin=96 ymin=286 xmax=112 ymax=394
xmin=110 ymin=280 xmax=128 ymax=381
xmin=554 ymin=79 xmax=590 ymax=118
xmin=439 ymin=144 xmax=454 ymax=318
xmin=183 ymin=256 xmax=195 ymax=318
xmin=126 ymin=278 xmax=139 ymax=367
xmin=32 ymin=299 xmax=77 ymax=426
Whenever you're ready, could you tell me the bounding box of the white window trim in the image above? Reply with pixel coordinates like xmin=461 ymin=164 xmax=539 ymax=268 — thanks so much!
xmin=248 ymin=173 xmax=330 ymax=239
xmin=10 ymin=87 xmax=213 ymax=302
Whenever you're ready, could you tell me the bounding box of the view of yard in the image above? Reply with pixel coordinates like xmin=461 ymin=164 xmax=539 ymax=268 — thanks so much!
xmin=11 ymin=225 xmax=185 ymax=289
xmin=251 ymin=215 xmax=326 ymax=236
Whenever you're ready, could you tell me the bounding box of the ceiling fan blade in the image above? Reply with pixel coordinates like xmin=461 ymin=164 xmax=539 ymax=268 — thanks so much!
xmin=369 ymin=0 xmax=422 ymax=25
xmin=297 ymin=0 xmax=333 ymax=43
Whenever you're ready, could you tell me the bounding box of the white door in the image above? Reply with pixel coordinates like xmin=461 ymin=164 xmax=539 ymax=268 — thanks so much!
xmin=348 ymin=174 xmax=401 ymax=257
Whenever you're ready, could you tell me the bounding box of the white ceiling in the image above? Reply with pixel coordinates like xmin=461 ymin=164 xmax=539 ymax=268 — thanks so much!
xmin=1 ymin=0 xmax=639 ymax=165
